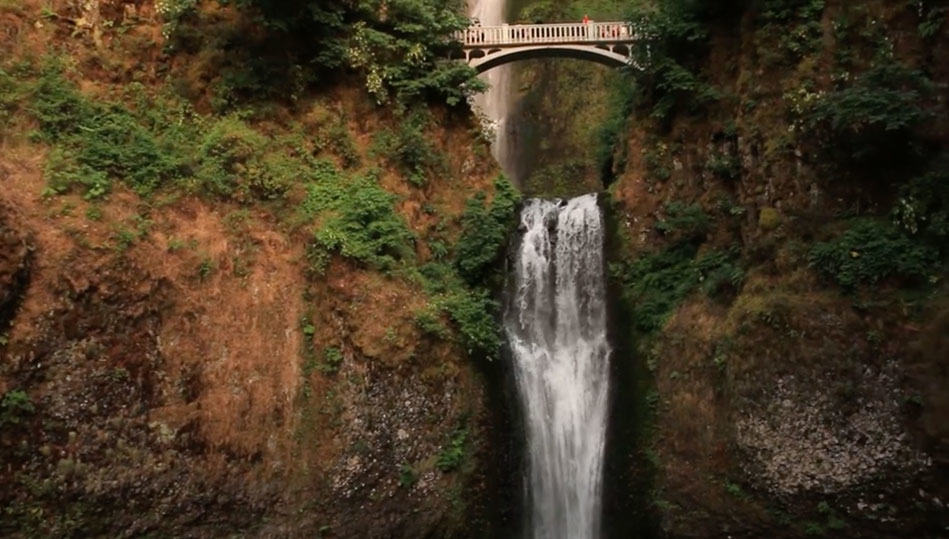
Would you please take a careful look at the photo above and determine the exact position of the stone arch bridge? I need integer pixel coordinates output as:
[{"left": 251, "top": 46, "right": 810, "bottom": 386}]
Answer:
[{"left": 453, "top": 22, "right": 637, "bottom": 73}]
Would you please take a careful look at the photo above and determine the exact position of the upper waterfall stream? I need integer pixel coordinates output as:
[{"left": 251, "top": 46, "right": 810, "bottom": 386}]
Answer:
[
  {"left": 505, "top": 194, "right": 611, "bottom": 539},
  {"left": 468, "top": 0, "right": 517, "bottom": 181}
]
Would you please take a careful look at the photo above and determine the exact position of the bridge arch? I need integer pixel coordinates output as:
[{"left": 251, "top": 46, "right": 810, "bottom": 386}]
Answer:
[
  {"left": 455, "top": 21, "right": 637, "bottom": 73},
  {"left": 467, "top": 45, "right": 631, "bottom": 73}
]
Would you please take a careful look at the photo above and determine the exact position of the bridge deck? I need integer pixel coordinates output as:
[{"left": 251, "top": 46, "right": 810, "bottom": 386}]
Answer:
[{"left": 457, "top": 22, "right": 636, "bottom": 48}]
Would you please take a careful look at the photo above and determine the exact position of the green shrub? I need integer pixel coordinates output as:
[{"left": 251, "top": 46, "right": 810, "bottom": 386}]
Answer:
[
  {"left": 33, "top": 66, "right": 183, "bottom": 197},
  {"left": 195, "top": 116, "right": 292, "bottom": 201},
  {"left": 643, "top": 140, "right": 673, "bottom": 181},
  {"left": 209, "top": 65, "right": 268, "bottom": 112},
  {"left": 759, "top": 0, "right": 825, "bottom": 59},
  {"left": 706, "top": 151, "right": 740, "bottom": 180},
  {"left": 429, "top": 239, "right": 449, "bottom": 260},
  {"left": 803, "top": 521, "right": 825, "bottom": 536},
  {"left": 398, "top": 464, "right": 419, "bottom": 488},
  {"left": 612, "top": 243, "right": 744, "bottom": 332},
  {"left": 893, "top": 160, "right": 949, "bottom": 240},
  {"left": 408, "top": 260, "right": 503, "bottom": 359},
  {"left": 156, "top": 0, "right": 199, "bottom": 39},
  {"left": 414, "top": 307, "right": 449, "bottom": 339},
  {"left": 454, "top": 176, "right": 521, "bottom": 285},
  {"left": 320, "top": 347, "right": 344, "bottom": 373},
  {"left": 415, "top": 261, "right": 457, "bottom": 295},
  {"left": 326, "top": 121, "right": 360, "bottom": 169},
  {"left": 32, "top": 65, "right": 311, "bottom": 203},
  {"left": 0, "top": 389, "right": 34, "bottom": 427},
  {"left": 0, "top": 68, "right": 25, "bottom": 131},
  {"left": 299, "top": 159, "right": 346, "bottom": 216},
  {"left": 227, "top": 0, "right": 484, "bottom": 105},
  {"left": 807, "top": 62, "right": 932, "bottom": 166},
  {"left": 696, "top": 248, "right": 745, "bottom": 298},
  {"left": 346, "top": 10, "right": 485, "bottom": 105},
  {"left": 436, "top": 426, "right": 468, "bottom": 472},
  {"left": 43, "top": 148, "right": 110, "bottom": 200},
  {"left": 197, "top": 257, "right": 215, "bottom": 279},
  {"left": 300, "top": 163, "right": 415, "bottom": 271},
  {"left": 809, "top": 219, "right": 940, "bottom": 289},
  {"left": 76, "top": 106, "right": 179, "bottom": 194},
  {"left": 919, "top": 5, "right": 947, "bottom": 40},
  {"left": 655, "top": 202, "right": 711, "bottom": 243},
  {"left": 613, "top": 244, "right": 696, "bottom": 332},
  {"left": 314, "top": 176, "right": 415, "bottom": 270},
  {"left": 442, "top": 289, "right": 502, "bottom": 358},
  {"left": 373, "top": 110, "right": 441, "bottom": 187},
  {"left": 627, "top": 0, "right": 726, "bottom": 121},
  {"left": 32, "top": 64, "right": 94, "bottom": 139},
  {"left": 724, "top": 481, "right": 746, "bottom": 498}
]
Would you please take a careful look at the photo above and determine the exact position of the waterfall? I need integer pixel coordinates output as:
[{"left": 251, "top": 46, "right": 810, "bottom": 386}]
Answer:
[
  {"left": 505, "top": 194, "right": 611, "bottom": 539},
  {"left": 468, "top": 0, "right": 517, "bottom": 181}
]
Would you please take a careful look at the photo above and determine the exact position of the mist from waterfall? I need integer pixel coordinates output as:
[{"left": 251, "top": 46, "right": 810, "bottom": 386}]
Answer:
[{"left": 505, "top": 195, "right": 611, "bottom": 539}]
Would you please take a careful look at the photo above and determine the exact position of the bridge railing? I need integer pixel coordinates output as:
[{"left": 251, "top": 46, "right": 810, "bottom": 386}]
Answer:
[{"left": 456, "top": 22, "right": 636, "bottom": 47}]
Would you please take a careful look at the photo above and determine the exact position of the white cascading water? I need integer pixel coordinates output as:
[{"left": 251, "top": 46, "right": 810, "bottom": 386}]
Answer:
[
  {"left": 467, "top": 0, "right": 517, "bottom": 180},
  {"left": 505, "top": 194, "right": 611, "bottom": 539}
]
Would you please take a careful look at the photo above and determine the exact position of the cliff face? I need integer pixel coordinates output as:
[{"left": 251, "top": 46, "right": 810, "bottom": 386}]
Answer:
[
  {"left": 603, "top": 0, "right": 949, "bottom": 537},
  {"left": 3, "top": 0, "right": 948, "bottom": 536},
  {"left": 502, "top": 0, "right": 628, "bottom": 197},
  {"left": 0, "top": 2, "right": 519, "bottom": 536}
]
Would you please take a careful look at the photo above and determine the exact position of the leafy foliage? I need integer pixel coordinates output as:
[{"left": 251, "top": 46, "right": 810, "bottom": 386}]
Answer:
[
  {"left": 442, "top": 290, "right": 502, "bottom": 357},
  {"left": 893, "top": 159, "right": 949, "bottom": 240},
  {"left": 806, "top": 62, "right": 932, "bottom": 166},
  {"left": 412, "top": 260, "right": 504, "bottom": 359},
  {"left": 612, "top": 243, "right": 744, "bottom": 332},
  {"left": 809, "top": 219, "right": 940, "bottom": 290},
  {"left": 222, "top": 0, "right": 484, "bottom": 105},
  {"left": 320, "top": 347, "right": 344, "bottom": 373},
  {"left": 436, "top": 425, "right": 468, "bottom": 472},
  {"left": 308, "top": 174, "right": 416, "bottom": 271},
  {"left": 398, "top": 464, "right": 419, "bottom": 488},
  {"left": 0, "top": 390, "right": 34, "bottom": 428},
  {"left": 44, "top": 148, "right": 111, "bottom": 200},
  {"left": 33, "top": 66, "right": 181, "bottom": 197},
  {"left": 759, "top": 0, "right": 826, "bottom": 60},
  {"left": 0, "top": 68, "right": 26, "bottom": 134},
  {"left": 627, "top": 0, "right": 726, "bottom": 121},
  {"left": 220, "top": 0, "right": 351, "bottom": 70},
  {"left": 30, "top": 64, "right": 325, "bottom": 203},
  {"left": 655, "top": 202, "right": 711, "bottom": 243},
  {"left": 194, "top": 117, "right": 296, "bottom": 201},
  {"left": 454, "top": 176, "right": 521, "bottom": 285},
  {"left": 347, "top": 0, "right": 485, "bottom": 105},
  {"left": 372, "top": 110, "right": 443, "bottom": 186},
  {"left": 595, "top": 78, "right": 636, "bottom": 184},
  {"left": 705, "top": 150, "right": 741, "bottom": 180}
]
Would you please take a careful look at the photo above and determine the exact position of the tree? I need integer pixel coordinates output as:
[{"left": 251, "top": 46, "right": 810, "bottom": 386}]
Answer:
[{"left": 224, "top": 0, "right": 484, "bottom": 105}]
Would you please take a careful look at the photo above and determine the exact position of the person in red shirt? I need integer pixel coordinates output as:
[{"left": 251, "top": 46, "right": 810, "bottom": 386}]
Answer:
[{"left": 582, "top": 14, "right": 590, "bottom": 24}]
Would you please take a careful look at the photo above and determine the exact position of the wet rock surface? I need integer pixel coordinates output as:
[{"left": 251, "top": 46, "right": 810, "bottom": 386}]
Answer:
[{"left": 0, "top": 207, "right": 31, "bottom": 330}]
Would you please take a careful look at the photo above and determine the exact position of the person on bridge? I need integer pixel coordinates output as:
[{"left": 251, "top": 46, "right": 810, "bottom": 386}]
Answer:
[{"left": 582, "top": 14, "right": 590, "bottom": 24}]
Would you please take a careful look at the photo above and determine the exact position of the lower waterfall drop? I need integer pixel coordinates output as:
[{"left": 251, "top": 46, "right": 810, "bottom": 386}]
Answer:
[{"left": 505, "top": 194, "right": 611, "bottom": 539}]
